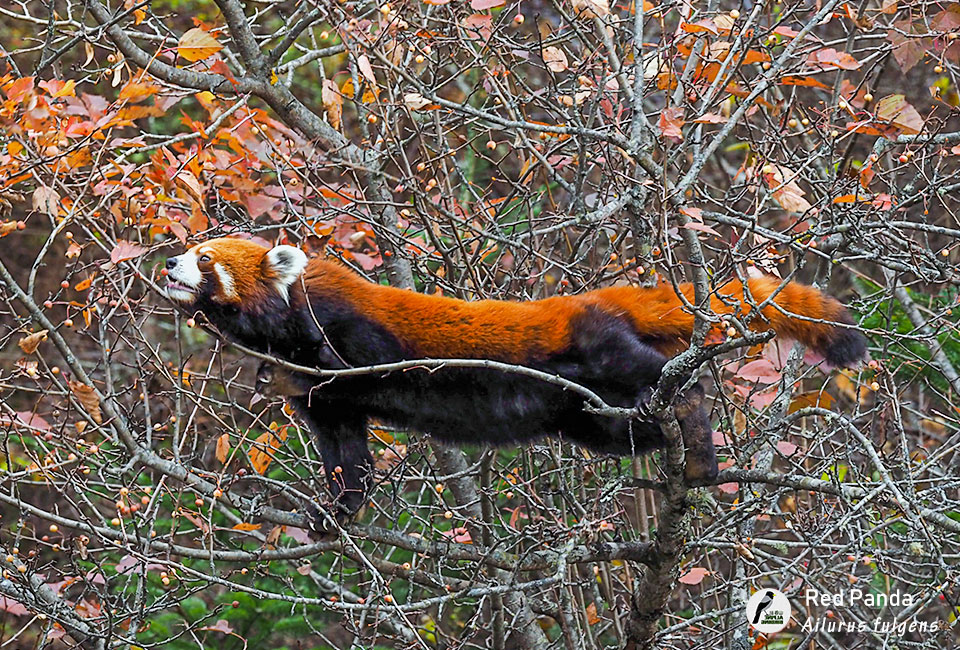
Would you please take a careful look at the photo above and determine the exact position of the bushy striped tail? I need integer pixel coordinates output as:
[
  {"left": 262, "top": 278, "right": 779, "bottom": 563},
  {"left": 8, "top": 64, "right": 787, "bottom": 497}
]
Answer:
[{"left": 720, "top": 277, "right": 867, "bottom": 367}]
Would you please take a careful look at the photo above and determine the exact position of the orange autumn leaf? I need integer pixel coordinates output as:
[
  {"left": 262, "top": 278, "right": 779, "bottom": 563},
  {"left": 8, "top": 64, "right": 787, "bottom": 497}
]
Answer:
[
  {"left": 585, "top": 602, "right": 602, "bottom": 625},
  {"left": 216, "top": 433, "right": 230, "bottom": 464},
  {"left": 232, "top": 522, "right": 261, "bottom": 532},
  {"left": 178, "top": 28, "right": 223, "bottom": 62},
  {"left": 18, "top": 330, "right": 48, "bottom": 355},
  {"left": 780, "top": 75, "right": 831, "bottom": 89},
  {"left": 118, "top": 81, "right": 160, "bottom": 104},
  {"left": 248, "top": 427, "right": 288, "bottom": 475},
  {"left": 68, "top": 381, "right": 102, "bottom": 424}
]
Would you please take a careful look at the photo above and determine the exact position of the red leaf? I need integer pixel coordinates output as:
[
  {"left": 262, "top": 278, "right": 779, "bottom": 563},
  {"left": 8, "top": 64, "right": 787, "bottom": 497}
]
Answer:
[
  {"left": 111, "top": 240, "right": 147, "bottom": 263},
  {"left": 682, "top": 222, "right": 720, "bottom": 237},
  {"left": 201, "top": 619, "right": 234, "bottom": 635},
  {"left": 0, "top": 596, "right": 28, "bottom": 617},
  {"left": 735, "top": 359, "right": 782, "bottom": 384},
  {"left": 887, "top": 20, "right": 928, "bottom": 73},
  {"left": 806, "top": 48, "right": 861, "bottom": 70},
  {"left": 470, "top": 0, "right": 504, "bottom": 8},
  {"left": 658, "top": 106, "right": 684, "bottom": 143},
  {"left": 679, "top": 567, "right": 711, "bottom": 585}
]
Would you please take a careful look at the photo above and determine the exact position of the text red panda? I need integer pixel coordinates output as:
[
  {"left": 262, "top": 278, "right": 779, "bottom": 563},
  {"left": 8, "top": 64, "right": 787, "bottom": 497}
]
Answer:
[{"left": 165, "top": 237, "right": 867, "bottom": 527}]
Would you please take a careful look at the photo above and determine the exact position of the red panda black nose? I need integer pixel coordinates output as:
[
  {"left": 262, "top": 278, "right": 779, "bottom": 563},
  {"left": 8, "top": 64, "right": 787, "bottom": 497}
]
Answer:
[{"left": 165, "top": 257, "right": 179, "bottom": 270}]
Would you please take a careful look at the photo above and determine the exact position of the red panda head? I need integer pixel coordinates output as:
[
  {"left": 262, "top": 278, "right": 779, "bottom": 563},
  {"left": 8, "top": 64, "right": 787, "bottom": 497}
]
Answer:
[{"left": 164, "top": 238, "right": 308, "bottom": 307}]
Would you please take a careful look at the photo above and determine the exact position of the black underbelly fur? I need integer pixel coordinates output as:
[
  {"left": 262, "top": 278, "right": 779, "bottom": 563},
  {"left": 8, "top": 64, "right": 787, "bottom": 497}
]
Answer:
[{"left": 252, "top": 307, "right": 717, "bottom": 529}]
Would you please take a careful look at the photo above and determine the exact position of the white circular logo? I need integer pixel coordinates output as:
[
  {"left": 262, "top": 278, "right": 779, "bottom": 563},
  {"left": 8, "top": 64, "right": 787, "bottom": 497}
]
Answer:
[{"left": 747, "top": 588, "right": 791, "bottom": 634}]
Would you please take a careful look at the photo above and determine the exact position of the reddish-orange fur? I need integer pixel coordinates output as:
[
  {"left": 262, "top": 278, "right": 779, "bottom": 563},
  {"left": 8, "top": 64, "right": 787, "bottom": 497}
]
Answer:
[
  {"left": 186, "top": 238, "right": 857, "bottom": 364},
  {"left": 302, "top": 261, "right": 850, "bottom": 363}
]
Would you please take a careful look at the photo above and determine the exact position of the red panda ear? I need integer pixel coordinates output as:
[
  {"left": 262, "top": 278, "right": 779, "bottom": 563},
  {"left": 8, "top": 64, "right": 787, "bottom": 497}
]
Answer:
[{"left": 263, "top": 245, "right": 308, "bottom": 303}]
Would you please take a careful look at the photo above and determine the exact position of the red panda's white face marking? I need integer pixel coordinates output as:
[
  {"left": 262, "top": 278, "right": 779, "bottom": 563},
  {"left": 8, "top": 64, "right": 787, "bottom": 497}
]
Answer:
[{"left": 164, "top": 238, "right": 308, "bottom": 306}]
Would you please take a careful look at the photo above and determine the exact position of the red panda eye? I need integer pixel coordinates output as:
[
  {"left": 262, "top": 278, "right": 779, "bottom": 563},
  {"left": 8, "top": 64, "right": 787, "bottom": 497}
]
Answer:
[{"left": 199, "top": 254, "right": 212, "bottom": 263}]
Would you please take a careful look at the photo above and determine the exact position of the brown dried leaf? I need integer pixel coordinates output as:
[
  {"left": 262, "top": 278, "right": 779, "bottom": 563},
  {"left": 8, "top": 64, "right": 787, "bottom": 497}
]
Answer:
[
  {"left": 357, "top": 54, "right": 379, "bottom": 97},
  {"left": 542, "top": 46, "right": 568, "bottom": 73},
  {"left": 658, "top": 106, "right": 684, "bottom": 143},
  {"left": 69, "top": 381, "right": 102, "bottom": 424},
  {"left": 570, "top": 0, "right": 608, "bottom": 18},
  {"left": 32, "top": 186, "right": 59, "bottom": 217},
  {"left": 18, "top": 330, "right": 48, "bottom": 355},
  {"left": 875, "top": 94, "right": 924, "bottom": 136},
  {"left": 321, "top": 79, "right": 342, "bottom": 130},
  {"left": 216, "top": 433, "right": 230, "bottom": 464},
  {"left": 761, "top": 164, "right": 814, "bottom": 213}
]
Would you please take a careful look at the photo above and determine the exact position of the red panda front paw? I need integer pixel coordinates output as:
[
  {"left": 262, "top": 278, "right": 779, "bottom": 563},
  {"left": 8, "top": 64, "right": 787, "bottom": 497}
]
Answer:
[{"left": 305, "top": 500, "right": 366, "bottom": 535}]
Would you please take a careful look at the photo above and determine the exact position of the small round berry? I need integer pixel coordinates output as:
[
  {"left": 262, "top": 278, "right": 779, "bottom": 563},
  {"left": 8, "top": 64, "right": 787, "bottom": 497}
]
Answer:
[
  {"left": 486, "top": 140, "right": 496, "bottom": 150},
  {"left": 367, "top": 114, "right": 378, "bottom": 124},
  {"left": 801, "top": 118, "right": 810, "bottom": 126},
  {"left": 49, "top": 524, "right": 58, "bottom": 533},
  {"left": 899, "top": 154, "right": 909, "bottom": 163},
  {"left": 384, "top": 594, "right": 393, "bottom": 603},
  {"left": 838, "top": 99, "right": 848, "bottom": 110},
  {"left": 513, "top": 13, "right": 524, "bottom": 25},
  {"left": 60, "top": 280, "right": 70, "bottom": 289},
  {"left": 43, "top": 300, "right": 53, "bottom": 309},
  {"left": 729, "top": 9, "right": 740, "bottom": 19},
  {"left": 435, "top": 483, "right": 445, "bottom": 493},
  {"left": 186, "top": 318, "right": 196, "bottom": 328},
  {"left": 380, "top": 3, "right": 391, "bottom": 15},
  {"left": 870, "top": 382, "right": 880, "bottom": 391},
  {"left": 415, "top": 54, "right": 425, "bottom": 64},
  {"left": 16, "top": 221, "right": 25, "bottom": 230},
  {"left": 863, "top": 93, "right": 873, "bottom": 103},
  {"left": 788, "top": 118, "right": 798, "bottom": 128},
  {"left": 232, "top": 600, "right": 240, "bottom": 608},
  {"left": 63, "top": 318, "right": 73, "bottom": 328},
  {"left": 935, "top": 65, "right": 944, "bottom": 74},
  {"left": 444, "top": 511, "right": 453, "bottom": 519}
]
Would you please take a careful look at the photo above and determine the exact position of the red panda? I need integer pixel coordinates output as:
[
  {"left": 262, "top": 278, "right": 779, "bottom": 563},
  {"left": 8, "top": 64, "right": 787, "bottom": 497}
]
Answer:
[{"left": 165, "top": 237, "right": 867, "bottom": 526}]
